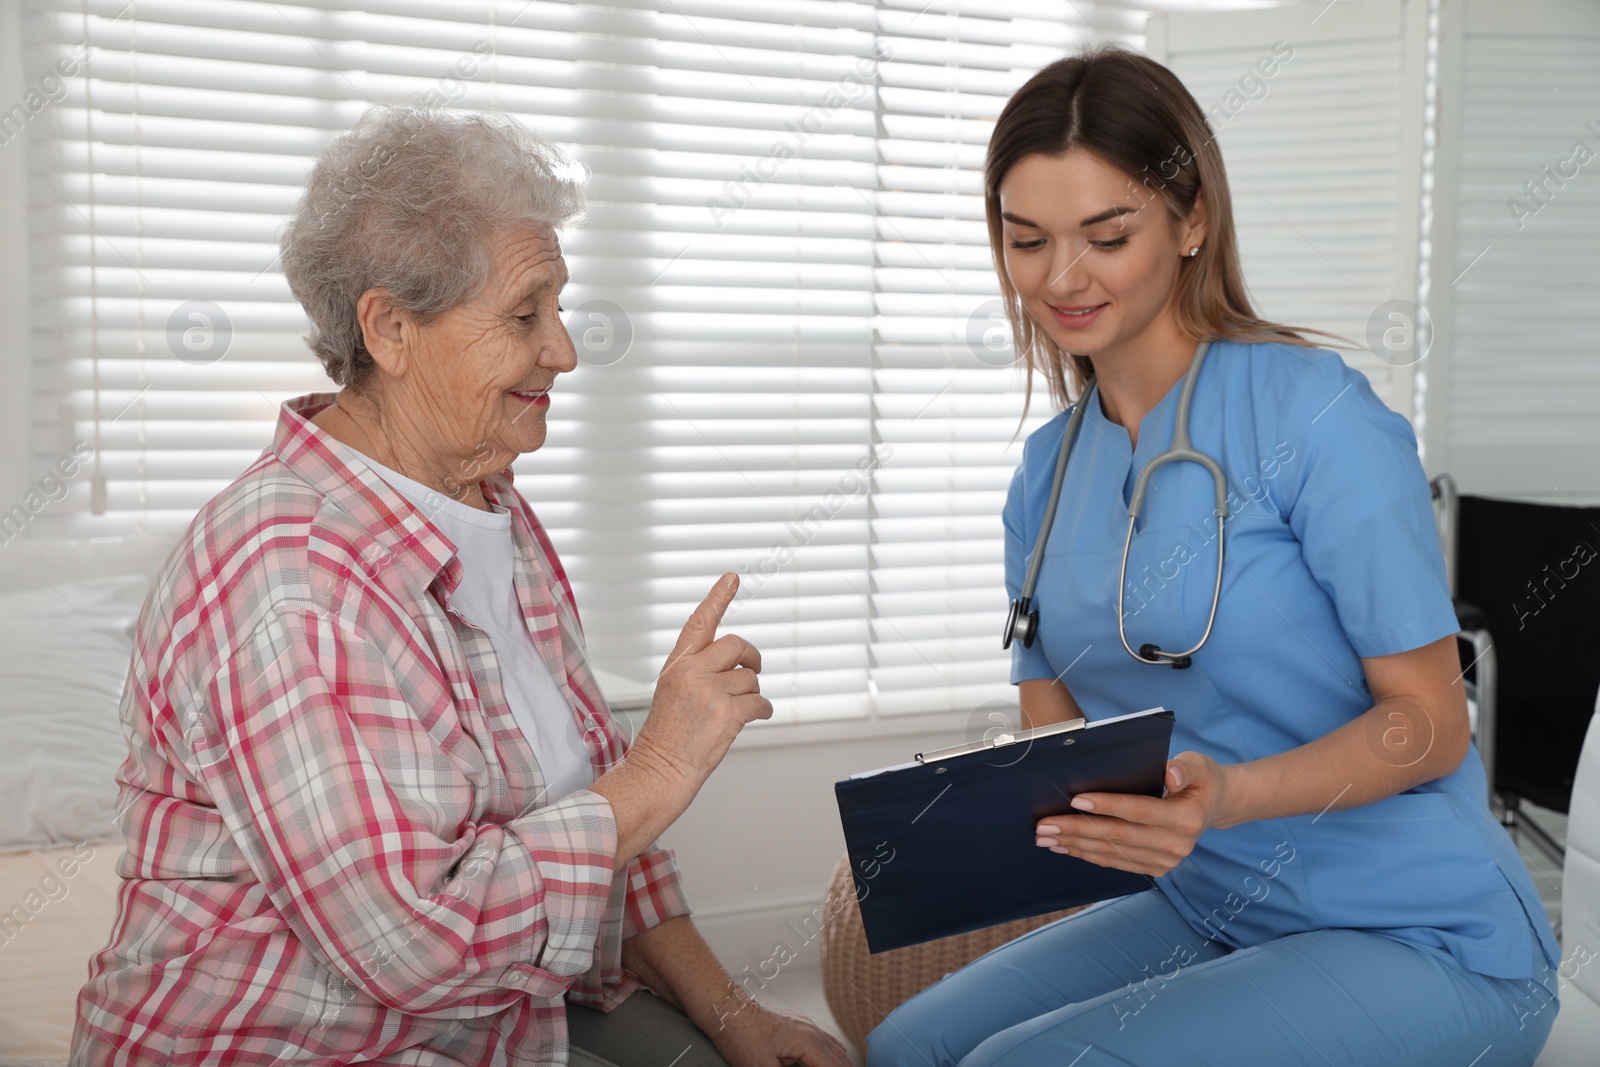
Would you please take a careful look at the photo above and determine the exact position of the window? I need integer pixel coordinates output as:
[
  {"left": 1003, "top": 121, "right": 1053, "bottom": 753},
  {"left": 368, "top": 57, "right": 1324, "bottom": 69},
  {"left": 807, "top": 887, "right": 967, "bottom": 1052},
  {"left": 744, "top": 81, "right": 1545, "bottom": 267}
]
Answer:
[
  {"left": 1423, "top": 0, "right": 1600, "bottom": 499},
  {"left": 23, "top": 0, "right": 1282, "bottom": 721}
]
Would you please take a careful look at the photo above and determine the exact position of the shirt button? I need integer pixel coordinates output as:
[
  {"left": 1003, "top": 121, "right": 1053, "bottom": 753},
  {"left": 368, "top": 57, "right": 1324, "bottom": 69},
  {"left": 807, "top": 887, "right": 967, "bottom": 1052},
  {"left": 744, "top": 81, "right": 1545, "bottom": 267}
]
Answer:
[
  {"left": 583, "top": 715, "right": 598, "bottom": 732},
  {"left": 505, "top": 971, "right": 527, "bottom": 988}
]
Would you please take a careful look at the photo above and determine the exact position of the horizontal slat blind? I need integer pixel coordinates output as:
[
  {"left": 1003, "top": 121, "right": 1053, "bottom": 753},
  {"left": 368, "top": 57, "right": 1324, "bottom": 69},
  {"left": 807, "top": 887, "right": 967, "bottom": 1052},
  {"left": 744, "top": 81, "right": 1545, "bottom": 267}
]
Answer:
[
  {"left": 868, "top": 3, "right": 1080, "bottom": 715},
  {"left": 1440, "top": 6, "right": 1600, "bottom": 499},
  {"left": 25, "top": 0, "right": 1284, "bottom": 720},
  {"left": 1150, "top": 2, "right": 1420, "bottom": 419}
]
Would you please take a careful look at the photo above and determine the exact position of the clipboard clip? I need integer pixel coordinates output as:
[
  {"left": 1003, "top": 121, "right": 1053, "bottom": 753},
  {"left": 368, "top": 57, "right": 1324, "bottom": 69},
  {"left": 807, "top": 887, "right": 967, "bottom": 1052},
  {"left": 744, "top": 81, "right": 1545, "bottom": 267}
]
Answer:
[{"left": 916, "top": 717, "right": 1087, "bottom": 764}]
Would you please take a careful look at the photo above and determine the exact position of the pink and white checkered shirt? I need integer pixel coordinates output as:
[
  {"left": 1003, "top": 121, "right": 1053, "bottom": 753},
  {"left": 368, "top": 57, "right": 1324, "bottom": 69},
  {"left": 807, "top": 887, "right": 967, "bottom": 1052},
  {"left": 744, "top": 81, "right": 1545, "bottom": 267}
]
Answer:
[{"left": 72, "top": 392, "right": 689, "bottom": 1066}]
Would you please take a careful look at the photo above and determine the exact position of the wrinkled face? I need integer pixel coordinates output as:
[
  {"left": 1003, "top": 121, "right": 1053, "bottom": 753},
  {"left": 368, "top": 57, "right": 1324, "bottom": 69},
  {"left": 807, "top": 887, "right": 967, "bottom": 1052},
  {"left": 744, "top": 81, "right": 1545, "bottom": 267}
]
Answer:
[
  {"left": 402, "top": 224, "right": 576, "bottom": 484},
  {"left": 998, "top": 148, "right": 1198, "bottom": 366}
]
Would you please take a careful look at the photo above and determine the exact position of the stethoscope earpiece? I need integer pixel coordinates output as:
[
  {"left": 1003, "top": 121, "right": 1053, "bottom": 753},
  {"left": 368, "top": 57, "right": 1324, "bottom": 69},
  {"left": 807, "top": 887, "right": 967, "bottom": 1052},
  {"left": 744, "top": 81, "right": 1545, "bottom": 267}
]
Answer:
[{"left": 1138, "top": 643, "right": 1193, "bottom": 670}]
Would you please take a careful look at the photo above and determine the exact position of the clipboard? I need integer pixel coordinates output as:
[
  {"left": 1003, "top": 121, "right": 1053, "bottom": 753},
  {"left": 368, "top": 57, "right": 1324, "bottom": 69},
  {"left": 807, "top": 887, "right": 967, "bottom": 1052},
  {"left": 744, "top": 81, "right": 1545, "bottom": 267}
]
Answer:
[{"left": 833, "top": 707, "right": 1175, "bottom": 953}]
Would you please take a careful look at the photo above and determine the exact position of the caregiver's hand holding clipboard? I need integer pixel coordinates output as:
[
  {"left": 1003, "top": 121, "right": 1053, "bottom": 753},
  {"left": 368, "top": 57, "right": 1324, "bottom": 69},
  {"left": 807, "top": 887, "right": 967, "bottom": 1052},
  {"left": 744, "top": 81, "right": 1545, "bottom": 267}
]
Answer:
[{"left": 867, "top": 44, "right": 1562, "bottom": 1067}]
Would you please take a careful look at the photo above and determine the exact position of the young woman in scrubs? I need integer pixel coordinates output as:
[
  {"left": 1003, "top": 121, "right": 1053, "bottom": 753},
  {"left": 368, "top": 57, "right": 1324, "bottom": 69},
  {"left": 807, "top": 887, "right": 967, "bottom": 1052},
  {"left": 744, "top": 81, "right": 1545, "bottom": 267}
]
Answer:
[{"left": 867, "top": 46, "right": 1562, "bottom": 1067}]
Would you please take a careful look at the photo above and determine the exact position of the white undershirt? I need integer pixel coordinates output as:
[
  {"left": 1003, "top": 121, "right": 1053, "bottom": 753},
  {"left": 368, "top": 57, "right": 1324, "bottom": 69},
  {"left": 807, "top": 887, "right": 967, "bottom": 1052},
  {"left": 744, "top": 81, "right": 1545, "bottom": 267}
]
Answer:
[{"left": 355, "top": 452, "right": 593, "bottom": 805}]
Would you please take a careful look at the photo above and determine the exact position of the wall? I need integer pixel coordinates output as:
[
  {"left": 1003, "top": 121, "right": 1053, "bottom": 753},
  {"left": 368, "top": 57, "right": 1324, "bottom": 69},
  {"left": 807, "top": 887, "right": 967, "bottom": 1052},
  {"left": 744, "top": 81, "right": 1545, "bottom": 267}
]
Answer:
[
  {"left": 0, "top": 2, "right": 35, "bottom": 508},
  {"left": 633, "top": 709, "right": 972, "bottom": 975}
]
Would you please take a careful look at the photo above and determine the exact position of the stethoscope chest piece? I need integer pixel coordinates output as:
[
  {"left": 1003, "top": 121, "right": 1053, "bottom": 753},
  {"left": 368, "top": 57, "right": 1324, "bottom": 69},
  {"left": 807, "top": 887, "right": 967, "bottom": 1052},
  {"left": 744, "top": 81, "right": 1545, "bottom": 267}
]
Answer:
[{"left": 1003, "top": 596, "right": 1038, "bottom": 650}]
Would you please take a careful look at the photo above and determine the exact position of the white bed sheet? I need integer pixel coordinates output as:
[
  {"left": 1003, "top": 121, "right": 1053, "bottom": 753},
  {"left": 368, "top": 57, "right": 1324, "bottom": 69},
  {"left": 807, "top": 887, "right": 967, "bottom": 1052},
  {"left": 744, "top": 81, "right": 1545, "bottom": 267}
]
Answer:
[{"left": 0, "top": 842, "right": 123, "bottom": 1066}]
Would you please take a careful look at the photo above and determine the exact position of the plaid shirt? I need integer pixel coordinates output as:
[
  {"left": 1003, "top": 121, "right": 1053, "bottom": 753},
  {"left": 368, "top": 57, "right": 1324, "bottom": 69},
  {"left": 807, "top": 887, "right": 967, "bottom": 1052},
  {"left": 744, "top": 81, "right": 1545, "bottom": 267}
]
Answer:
[{"left": 72, "top": 392, "right": 689, "bottom": 1066}]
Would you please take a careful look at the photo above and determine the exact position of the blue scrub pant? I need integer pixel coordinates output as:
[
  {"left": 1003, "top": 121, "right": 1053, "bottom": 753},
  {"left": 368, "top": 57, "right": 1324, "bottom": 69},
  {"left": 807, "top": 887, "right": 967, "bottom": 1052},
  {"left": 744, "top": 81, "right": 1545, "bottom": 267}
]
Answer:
[{"left": 866, "top": 890, "right": 1558, "bottom": 1067}]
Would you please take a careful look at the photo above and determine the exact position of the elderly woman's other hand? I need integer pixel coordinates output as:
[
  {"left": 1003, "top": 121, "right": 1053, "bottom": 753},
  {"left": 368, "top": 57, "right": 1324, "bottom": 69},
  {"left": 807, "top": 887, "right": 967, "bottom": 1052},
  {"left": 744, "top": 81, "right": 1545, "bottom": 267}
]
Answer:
[
  {"left": 590, "top": 572, "right": 771, "bottom": 869},
  {"left": 714, "top": 999, "right": 852, "bottom": 1067}
]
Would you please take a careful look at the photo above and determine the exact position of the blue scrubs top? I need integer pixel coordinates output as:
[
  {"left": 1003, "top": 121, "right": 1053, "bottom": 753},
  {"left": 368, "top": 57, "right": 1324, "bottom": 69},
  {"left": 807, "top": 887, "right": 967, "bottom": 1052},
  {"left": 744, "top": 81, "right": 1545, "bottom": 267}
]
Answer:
[{"left": 1004, "top": 339, "right": 1561, "bottom": 982}]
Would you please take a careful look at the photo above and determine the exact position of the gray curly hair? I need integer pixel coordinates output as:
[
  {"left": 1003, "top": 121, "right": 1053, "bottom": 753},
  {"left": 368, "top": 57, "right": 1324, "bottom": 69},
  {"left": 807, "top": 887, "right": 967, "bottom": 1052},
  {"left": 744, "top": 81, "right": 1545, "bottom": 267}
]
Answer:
[{"left": 280, "top": 105, "right": 585, "bottom": 388}]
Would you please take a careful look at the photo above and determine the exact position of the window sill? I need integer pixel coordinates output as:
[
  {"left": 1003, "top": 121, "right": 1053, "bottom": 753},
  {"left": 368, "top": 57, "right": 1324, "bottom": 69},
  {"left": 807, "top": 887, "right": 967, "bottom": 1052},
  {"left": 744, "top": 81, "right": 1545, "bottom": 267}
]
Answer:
[{"left": 610, "top": 703, "right": 985, "bottom": 751}]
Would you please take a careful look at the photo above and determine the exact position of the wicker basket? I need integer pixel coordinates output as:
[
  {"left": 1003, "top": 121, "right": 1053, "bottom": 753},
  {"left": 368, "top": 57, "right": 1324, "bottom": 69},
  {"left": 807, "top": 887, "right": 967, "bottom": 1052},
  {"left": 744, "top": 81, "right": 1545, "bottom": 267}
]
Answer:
[{"left": 817, "top": 852, "right": 1084, "bottom": 1053}]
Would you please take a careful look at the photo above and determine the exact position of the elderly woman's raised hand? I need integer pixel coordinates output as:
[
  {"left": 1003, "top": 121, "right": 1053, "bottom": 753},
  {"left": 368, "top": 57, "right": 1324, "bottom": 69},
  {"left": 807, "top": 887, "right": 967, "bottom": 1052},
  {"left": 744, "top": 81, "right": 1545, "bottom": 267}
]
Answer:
[
  {"left": 590, "top": 573, "right": 771, "bottom": 868},
  {"left": 637, "top": 573, "right": 771, "bottom": 790}
]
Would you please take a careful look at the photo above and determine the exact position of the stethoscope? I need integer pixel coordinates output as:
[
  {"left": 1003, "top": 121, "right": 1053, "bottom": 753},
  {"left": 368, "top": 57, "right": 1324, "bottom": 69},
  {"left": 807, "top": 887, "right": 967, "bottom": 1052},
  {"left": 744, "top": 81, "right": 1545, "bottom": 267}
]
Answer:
[{"left": 1002, "top": 340, "right": 1228, "bottom": 669}]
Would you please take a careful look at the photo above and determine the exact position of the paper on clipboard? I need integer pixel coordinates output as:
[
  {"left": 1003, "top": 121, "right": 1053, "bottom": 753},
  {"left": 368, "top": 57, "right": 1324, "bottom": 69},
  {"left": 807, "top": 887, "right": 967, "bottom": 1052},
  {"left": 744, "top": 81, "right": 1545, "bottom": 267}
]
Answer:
[{"left": 846, "top": 706, "right": 1167, "bottom": 777}]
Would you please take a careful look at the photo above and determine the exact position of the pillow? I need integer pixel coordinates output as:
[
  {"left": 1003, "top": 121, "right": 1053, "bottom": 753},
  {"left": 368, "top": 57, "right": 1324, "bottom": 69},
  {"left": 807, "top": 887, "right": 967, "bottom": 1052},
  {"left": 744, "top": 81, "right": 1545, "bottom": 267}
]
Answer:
[
  {"left": 0, "top": 530, "right": 177, "bottom": 594},
  {"left": 0, "top": 574, "right": 149, "bottom": 853}
]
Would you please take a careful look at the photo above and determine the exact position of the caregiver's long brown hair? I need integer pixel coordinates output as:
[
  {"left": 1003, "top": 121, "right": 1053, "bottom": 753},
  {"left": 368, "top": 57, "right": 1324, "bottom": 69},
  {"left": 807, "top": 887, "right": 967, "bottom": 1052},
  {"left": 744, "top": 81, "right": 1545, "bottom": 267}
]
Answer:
[{"left": 985, "top": 46, "right": 1344, "bottom": 414}]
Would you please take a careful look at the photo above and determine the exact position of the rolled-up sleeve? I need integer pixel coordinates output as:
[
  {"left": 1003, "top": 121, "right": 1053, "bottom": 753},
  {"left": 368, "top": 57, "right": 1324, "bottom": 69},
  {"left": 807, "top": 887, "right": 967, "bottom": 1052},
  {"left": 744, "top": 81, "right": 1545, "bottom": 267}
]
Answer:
[
  {"left": 620, "top": 847, "right": 691, "bottom": 940},
  {"left": 563, "top": 840, "right": 694, "bottom": 1011},
  {"left": 162, "top": 601, "right": 619, "bottom": 1015}
]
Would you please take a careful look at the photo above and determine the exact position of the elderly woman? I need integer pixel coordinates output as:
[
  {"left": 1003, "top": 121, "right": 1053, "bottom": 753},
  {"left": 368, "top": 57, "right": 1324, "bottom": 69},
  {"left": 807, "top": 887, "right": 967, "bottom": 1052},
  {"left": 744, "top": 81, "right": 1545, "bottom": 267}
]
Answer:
[{"left": 70, "top": 106, "right": 846, "bottom": 1067}]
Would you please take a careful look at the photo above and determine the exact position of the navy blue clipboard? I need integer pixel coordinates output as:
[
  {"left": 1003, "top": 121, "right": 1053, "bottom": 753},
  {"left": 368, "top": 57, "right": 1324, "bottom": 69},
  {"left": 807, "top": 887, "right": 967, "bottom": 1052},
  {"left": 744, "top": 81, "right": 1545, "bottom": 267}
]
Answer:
[{"left": 834, "top": 707, "right": 1175, "bottom": 954}]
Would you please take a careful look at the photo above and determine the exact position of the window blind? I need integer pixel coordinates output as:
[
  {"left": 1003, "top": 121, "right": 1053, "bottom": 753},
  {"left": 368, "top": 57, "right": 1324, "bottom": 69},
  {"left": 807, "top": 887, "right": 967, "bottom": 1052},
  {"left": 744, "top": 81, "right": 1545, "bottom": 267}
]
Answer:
[
  {"left": 1425, "top": 0, "right": 1600, "bottom": 501},
  {"left": 24, "top": 0, "right": 1283, "bottom": 722},
  {"left": 1148, "top": 0, "right": 1426, "bottom": 423}
]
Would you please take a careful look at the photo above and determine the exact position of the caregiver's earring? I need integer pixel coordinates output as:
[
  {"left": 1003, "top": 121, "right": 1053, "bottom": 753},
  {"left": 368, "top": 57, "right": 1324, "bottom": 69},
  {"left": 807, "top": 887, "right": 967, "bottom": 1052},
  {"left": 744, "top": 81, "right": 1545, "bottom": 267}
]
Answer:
[{"left": 1187, "top": 246, "right": 1201, "bottom": 257}]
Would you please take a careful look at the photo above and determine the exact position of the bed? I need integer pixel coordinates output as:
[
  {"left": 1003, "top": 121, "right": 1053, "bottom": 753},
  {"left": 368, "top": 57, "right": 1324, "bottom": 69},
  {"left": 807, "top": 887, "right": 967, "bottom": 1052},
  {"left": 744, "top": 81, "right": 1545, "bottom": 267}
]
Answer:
[
  {"left": 0, "top": 531, "right": 660, "bottom": 1064},
  {"left": 0, "top": 533, "right": 177, "bottom": 1066}
]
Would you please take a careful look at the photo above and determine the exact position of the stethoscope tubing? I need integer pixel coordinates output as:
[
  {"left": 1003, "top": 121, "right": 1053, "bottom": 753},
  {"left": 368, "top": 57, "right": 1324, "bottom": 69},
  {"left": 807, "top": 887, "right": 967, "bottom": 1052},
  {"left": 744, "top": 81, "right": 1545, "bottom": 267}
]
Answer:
[
  {"left": 1017, "top": 378, "right": 1090, "bottom": 603},
  {"left": 1011, "top": 340, "right": 1228, "bottom": 667}
]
